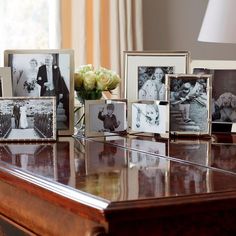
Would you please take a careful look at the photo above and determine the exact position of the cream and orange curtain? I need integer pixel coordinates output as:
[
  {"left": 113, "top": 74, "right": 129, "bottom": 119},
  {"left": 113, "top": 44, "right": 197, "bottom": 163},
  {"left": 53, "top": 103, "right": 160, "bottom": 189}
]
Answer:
[{"left": 67, "top": 0, "right": 143, "bottom": 97}]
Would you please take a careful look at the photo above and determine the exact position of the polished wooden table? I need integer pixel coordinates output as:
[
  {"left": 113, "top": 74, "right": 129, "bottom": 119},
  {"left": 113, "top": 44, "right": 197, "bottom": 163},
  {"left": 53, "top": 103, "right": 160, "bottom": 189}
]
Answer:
[{"left": 0, "top": 134, "right": 236, "bottom": 235}]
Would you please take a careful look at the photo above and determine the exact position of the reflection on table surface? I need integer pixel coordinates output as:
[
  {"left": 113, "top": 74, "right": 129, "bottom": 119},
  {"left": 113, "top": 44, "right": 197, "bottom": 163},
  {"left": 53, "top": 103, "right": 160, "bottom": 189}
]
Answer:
[{"left": 1, "top": 135, "right": 236, "bottom": 202}]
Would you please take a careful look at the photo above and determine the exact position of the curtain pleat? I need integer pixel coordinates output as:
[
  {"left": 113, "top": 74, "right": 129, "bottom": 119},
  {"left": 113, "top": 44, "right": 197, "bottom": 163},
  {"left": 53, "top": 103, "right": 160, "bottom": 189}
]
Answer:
[
  {"left": 93, "top": 0, "right": 101, "bottom": 68},
  {"left": 72, "top": 0, "right": 86, "bottom": 67},
  {"left": 134, "top": 0, "right": 143, "bottom": 50},
  {"left": 49, "top": 0, "right": 61, "bottom": 48}
]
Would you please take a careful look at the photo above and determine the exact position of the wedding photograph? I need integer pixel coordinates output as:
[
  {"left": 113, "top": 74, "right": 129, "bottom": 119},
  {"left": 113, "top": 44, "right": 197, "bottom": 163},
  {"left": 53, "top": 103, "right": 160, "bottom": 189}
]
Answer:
[
  {"left": 0, "top": 97, "right": 56, "bottom": 141},
  {"left": 4, "top": 49, "right": 74, "bottom": 135}
]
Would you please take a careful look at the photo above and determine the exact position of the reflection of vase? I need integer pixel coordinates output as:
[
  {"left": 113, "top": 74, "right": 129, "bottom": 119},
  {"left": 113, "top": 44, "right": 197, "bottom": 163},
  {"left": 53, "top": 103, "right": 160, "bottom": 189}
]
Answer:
[{"left": 74, "top": 90, "right": 103, "bottom": 136}]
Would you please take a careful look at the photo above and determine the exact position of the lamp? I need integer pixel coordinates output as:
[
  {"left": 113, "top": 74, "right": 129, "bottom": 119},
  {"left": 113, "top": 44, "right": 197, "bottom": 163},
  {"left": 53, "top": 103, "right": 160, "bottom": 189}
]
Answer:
[{"left": 198, "top": 0, "right": 236, "bottom": 43}]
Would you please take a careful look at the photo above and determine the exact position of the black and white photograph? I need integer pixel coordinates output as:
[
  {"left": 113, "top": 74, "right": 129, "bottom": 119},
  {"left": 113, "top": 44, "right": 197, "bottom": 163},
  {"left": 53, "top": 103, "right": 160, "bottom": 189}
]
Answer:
[
  {"left": 131, "top": 101, "right": 169, "bottom": 135},
  {"left": 0, "top": 67, "right": 12, "bottom": 97},
  {"left": 4, "top": 49, "right": 74, "bottom": 135},
  {"left": 191, "top": 60, "right": 236, "bottom": 133},
  {"left": 125, "top": 51, "right": 190, "bottom": 101},
  {"left": 0, "top": 97, "right": 56, "bottom": 141},
  {"left": 0, "top": 143, "right": 56, "bottom": 180},
  {"left": 138, "top": 66, "right": 173, "bottom": 100},
  {"left": 85, "top": 100, "right": 127, "bottom": 137},
  {"left": 194, "top": 68, "right": 236, "bottom": 124},
  {"left": 167, "top": 74, "right": 211, "bottom": 135}
]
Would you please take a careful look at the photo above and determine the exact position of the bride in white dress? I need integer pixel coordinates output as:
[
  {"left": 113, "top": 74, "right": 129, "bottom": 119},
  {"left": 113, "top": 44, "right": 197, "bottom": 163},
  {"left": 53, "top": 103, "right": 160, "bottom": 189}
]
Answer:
[{"left": 19, "top": 105, "right": 28, "bottom": 129}]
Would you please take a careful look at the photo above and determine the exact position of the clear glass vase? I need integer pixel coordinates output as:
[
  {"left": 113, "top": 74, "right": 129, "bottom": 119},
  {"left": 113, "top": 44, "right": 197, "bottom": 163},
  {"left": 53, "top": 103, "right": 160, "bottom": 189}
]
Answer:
[{"left": 74, "top": 90, "right": 103, "bottom": 136}]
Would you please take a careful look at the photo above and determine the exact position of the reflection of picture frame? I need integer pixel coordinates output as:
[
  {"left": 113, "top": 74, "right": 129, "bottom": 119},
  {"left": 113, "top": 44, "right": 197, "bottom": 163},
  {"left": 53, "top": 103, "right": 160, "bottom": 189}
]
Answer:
[
  {"left": 0, "top": 143, "right": 56, "bottom": 179},
  {"left": 0, "top": 67, "right": 12, "bottom": 97},
  {"left": 128, "top": 143, "right": 169, "bottom": 198},
  {"left": 85, "top": 99, "right": 127, "bottom": 137},
  {"left": 124, "top": 51, "right": 190, "bottom": 101},
  {"left": 169, "top": 139, "right": 210, "bottom": 166},
  {"left": 211, "top": 144, "right": 236, "bottom": 172},
  {"left": 130, "top": 139, "right": 167, "bottom": 160},
  {"left": 166, "top": 74, "right": 212, "bottom": 136},
  {"left": 130, "top": 100, "right": 169, "bottom": 137},
  {"left": 85, "top": 138, "right": 127, "bottom": 174},
  {"left": 56, "top": 137, "right": 75, "bottom": 187},
  {"left": 4, "top": 49, "right": 74, "bottom": 135},
  {"left": 191, "top": 60, "right": 236, "bottom": 133},
  {"left": 0, "top": 97, "right": 56, "bottom": 141}
]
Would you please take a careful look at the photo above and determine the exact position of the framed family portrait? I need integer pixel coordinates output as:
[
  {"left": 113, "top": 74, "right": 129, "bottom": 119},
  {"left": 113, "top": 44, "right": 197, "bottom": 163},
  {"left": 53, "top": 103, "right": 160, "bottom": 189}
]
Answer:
[
  {"left": 130, "top": 100, "right": 169, "bottom": 137},
  {"left": 0, "top": 97, "right": 56, "bottom": 141},
  {"left": 84, "top": 99, "right": 127, "bottom": 137},
  {"left": 166, "top": 74, "right": 212, "bottom": 136},
  {"left": 192, "top": 60, "right": 236, "bottom": 133},
  {"left": 124, "top": 51, "right": 190, "bottom": 102},
  {"left": 0, "top": 67, "right": 12, "bottom": 97},
  {"left": 4, "top": 49, "right": 74, "bottom": 135}
]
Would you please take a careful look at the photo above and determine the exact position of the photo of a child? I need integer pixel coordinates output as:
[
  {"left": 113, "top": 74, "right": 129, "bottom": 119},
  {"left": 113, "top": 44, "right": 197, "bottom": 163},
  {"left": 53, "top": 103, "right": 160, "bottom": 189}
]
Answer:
[
  {"left": 169, "top": 75, "right": 210, "bottom": 134},
  {"left": 131, "top": 101, "right": 169, "bottom": 134},
  {"left": 98, "top": 103, "right": 121, "bottom": 132},
  {"left": 87, "top": 101, "right": 127, "bottom": 136}
]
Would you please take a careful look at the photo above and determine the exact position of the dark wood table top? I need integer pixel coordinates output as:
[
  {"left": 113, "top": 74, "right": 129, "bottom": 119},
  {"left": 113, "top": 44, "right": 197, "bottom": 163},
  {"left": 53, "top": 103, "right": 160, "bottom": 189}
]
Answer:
[{"left": 1, "top": 134, "right": 236, "bottom": 233}]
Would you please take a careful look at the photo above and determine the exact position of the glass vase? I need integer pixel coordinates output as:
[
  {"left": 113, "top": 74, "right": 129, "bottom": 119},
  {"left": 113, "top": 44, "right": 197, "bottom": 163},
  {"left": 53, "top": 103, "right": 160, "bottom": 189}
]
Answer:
[{"left": 74, "top": 90, "right": 103, "bottom": 136}]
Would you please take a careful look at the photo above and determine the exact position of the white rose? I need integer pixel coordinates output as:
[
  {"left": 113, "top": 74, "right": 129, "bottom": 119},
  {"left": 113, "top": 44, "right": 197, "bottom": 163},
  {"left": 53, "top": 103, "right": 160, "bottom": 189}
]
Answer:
[{"left": 83, "top": 71, "right": 96, "bottom": 90}]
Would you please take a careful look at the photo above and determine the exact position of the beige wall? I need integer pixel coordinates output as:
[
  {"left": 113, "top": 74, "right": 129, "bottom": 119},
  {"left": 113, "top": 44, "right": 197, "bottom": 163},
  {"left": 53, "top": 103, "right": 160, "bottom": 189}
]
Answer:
[{"left": 143, "top": 0, "right": 236, "bottom": 60}]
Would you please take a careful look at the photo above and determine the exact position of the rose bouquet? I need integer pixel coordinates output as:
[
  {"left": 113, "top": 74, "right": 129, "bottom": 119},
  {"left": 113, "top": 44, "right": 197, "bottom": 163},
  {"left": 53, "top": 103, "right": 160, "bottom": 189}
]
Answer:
[{"left": 74, "top": 64, "right": 121, "bottom": 104}]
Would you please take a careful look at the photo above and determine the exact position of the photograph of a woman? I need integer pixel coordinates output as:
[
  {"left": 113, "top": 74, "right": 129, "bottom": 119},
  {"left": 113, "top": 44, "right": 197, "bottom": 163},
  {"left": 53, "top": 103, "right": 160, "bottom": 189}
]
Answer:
[{"left": 138, "top": 66, "right": 173, "bottom": 100}]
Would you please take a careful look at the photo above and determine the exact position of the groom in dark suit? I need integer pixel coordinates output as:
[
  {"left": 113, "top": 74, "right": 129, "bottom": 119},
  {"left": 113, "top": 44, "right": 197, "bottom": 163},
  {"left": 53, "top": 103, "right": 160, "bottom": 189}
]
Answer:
[
  {"left": 13, "top": 103, "right": 20, "bottom": 128},
  {"left": 36, "top": 55, "right": 69, "bottom": 122}
]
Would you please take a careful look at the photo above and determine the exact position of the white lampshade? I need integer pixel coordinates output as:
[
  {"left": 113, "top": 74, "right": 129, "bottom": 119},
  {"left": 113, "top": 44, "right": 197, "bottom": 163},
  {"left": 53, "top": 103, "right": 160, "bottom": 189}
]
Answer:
[{"left": 198, "top": 0, "right": 236, "bottom": 43}]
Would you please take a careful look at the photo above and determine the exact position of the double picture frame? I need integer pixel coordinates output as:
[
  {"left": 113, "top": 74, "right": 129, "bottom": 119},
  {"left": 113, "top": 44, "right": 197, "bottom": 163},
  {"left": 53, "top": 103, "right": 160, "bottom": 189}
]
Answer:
[{"left": 4, "top": 49, "right": 74, "bottom": 136}]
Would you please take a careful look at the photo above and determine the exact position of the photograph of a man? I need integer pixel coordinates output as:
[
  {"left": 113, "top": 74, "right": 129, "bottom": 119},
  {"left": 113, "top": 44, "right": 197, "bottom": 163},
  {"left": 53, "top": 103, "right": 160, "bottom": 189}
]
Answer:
[
  {"left": 36, "top": 54, "right": 69, "bottom": 128},
  {"left": 13, "top": 102, "right": 21, "bottom": 129}
]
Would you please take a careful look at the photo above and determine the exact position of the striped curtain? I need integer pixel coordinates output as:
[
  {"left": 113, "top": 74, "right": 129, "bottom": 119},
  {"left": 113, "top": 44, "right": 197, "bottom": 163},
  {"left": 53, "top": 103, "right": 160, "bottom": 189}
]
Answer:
[{"left": 71, "top": 0, "right": 143, "bottom": 97}]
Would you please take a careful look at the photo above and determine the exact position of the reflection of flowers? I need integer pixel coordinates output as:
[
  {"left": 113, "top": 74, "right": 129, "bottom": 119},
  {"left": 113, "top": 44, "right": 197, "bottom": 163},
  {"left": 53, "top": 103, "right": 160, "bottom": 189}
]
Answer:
[
  {"left": 24, "top": 80, "right": 36, "bottom": 93},
  {"left": 74, "top": 64, "right": 121, "bottom": 103}
]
